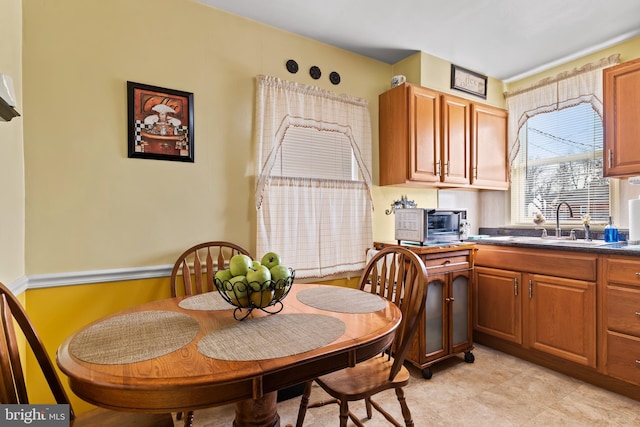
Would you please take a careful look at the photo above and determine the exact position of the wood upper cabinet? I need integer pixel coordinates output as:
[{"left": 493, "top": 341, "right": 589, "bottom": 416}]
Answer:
[
  {"left": 603, "top": 58, "right": 640, "bottom": 177},
  {"left": 441, "top": 94, "right": 471, "bottom": 185},
  {"left": 470, "top": 104, "right": 509, "bottom": 189},
  {"left": 379, "top": 83, "right": 507, "bottom": 189},
  {"left": 379, "top": 83, "right": 440, "bottom": 185}
]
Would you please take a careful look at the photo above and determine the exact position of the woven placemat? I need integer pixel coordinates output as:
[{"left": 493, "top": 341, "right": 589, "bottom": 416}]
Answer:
[
  {"left": 69, "top": 311, "right": 199, "bottom": 365},
  {"left": 178, "top": 291, "right": 233, "bottom": 311},
  {"left": 197, "top": 313, "right": 345, "bottom": 361},
  {"left": 296, "top": 287, "right": 387, "bottom": 313}
]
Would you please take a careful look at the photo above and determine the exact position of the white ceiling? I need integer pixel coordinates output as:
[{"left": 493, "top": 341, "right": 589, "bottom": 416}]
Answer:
[{"left": 195, "top": 0, "right": 640, "bottom": 82}]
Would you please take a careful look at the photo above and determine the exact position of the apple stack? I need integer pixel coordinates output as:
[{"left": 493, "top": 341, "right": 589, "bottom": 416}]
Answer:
[{"left": 214, "top": 252, "right": 293, "bottom": 309}]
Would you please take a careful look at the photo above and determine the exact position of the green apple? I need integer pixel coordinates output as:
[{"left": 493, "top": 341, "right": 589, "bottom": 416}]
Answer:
[
  {"left": 270, "top": 265, "right": 291, "bottom": 286},
  {"left": 228, "top": 292, "right": 249, "bottom": 307},
  {"left": 215, "top": 269, "right": 233, "bottom": 291},
  {"left": 227, "top": 275, "right": 249, "bottom": 297},
  {"left": 229, "top": 254, "right": 252, "bottom": 276},
  {"left": 261, "top": 252, "right": 281, "bottom": 269},
  {"left": 251, "top": 260, "right": 262, "bottom": 270},
  {"left": 250, "top": 289, "right": 274, "bottom": 308},
  {"left": 246, "top": 265, "right": 271, "bottom": 291}
]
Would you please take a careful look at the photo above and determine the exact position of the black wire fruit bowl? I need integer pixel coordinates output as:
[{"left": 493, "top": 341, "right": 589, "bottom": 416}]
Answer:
[{"left": 214, "top": 268, "right": 295, "bottom": 320}]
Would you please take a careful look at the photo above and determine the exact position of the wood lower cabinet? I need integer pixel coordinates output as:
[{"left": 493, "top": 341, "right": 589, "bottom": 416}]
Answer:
[
  {"left": 473, "top": 266, "right": 522, "bottom": 344},
  {"left": 374, "top": 242, "right": 476, "bottom": 379},
  {"left": 474, "top": 245, "right": 597, "bottom": 368},
  {"left": 603, "top": 57, "right": 640, "bottom": 177},
  {"left": 602, "top": 256, "right": 640, "bottom": 385},
  {"left": 527, "top": 274, "right": 596, "bottom": 367}
]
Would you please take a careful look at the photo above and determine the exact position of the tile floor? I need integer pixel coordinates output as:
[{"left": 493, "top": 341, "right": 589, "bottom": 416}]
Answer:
[{"left": 175, "top": 344, "right": 640, "bottom": 426}]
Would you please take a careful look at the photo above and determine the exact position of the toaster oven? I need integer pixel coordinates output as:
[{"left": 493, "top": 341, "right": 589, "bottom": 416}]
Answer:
[{"left": 394, "top": 208, "right": 466, "bottom": 245}]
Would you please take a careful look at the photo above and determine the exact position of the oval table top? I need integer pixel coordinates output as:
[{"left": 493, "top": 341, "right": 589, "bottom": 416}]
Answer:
[{"left": 56, "top": 283, "right": 402, "bottom": 414}]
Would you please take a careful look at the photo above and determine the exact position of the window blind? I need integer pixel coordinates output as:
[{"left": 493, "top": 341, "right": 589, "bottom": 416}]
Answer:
[{"left": 511, "top": 103, "right": 609, "bottom": 224}]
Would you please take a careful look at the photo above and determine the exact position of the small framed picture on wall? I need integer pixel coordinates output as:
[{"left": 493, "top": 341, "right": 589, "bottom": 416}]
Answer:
[
  {"left": 127, "top": 81, "right": 194, "bottom": 162},
  {"left": 450, "top": 65, "right": 487, "bottom": 99}
]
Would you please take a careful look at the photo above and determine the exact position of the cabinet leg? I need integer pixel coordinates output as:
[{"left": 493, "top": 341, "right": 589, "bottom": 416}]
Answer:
[
  {"left": 421, "top": 367, "right": 433, "bottom": 379},
  {"left": 464, "top": 351, "right": 475, "bottom": 363}
]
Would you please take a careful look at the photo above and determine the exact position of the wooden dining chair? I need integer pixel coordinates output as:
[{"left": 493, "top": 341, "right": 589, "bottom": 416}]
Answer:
[
  {"left": 170, "top": 241, "right": 252, "bottom": 425},
  {"left": 170, "top": 240, "right": 252, "bottom": 297},
  {"left": 0, "top": 282, "right": 174, "bottom": 427},
  {"left": 295, "top": 246, "right": 428, "bottom": 427}
]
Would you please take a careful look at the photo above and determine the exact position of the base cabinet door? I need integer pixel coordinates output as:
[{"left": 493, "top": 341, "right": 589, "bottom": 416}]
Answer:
[
  {"left": 414, "top": 269, "right": 474, "bottom": 378},
  {"left": 526, "top": 274, "right": 596, "bottom": 368},
  {"left": 473, "top": 266, "right": 522, "bottom": 344}
]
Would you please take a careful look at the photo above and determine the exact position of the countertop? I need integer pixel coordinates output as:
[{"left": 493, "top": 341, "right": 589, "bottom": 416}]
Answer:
[{"left": 472, "top": 236, "right": 640, "bottom": 257}]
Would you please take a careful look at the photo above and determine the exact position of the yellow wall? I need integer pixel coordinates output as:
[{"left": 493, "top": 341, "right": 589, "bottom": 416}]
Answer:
[
  {"left": 22, "top": 0, "right": 391, "bottom": 275},
  {"left": 0, "top": 0, "right": 25, "bottom": 284}
]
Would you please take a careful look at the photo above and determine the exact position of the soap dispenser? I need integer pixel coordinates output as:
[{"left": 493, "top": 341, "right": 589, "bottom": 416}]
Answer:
[{"left": 604, "top": 216, "right": 619, "bottom": 243}]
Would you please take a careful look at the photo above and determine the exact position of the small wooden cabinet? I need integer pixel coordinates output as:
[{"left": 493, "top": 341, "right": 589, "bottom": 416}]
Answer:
[
  {"left": 603, "top": 57, "right": 640, "bottom": 177},
  {"left": 470, "top": 104, "right": 509, "bottom": 189},
  {"left": 375, "top": 242, "right": 476, "bottom": 379},
  {"left": 474, "top": 245, "right": 597, "bottom": 368},
  {"left": 602, "top": 256, "right": 640, "bottom": 386},
  {"left": 378, "top": 83, "right": 507, "bottom": 190}
]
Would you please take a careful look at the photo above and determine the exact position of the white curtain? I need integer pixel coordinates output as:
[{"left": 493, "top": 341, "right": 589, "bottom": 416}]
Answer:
[
  {"left": 505, "top": 54, "right": 620, "bottom": 164},
  {"left": 255, "top": 75, "right": 373, "bottom": 279}
]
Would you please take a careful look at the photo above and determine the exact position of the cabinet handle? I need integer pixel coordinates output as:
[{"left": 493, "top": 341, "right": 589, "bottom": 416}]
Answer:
[
  {"left": 529, "top": 279, "right": 533, "bottom": 299},
  {"left": 636, "top": 360, "right": 640, "bottom": 365},
  {"left": 435, "top": 160, "right": 441, "bottom": 176},
  {"left": 635, "top": 312, "right": 640, "bottom": 316},
  {"left": 514, "top": 278, "right": 518, "bottom": 296},
  {"left": 608, "top": 149, "right": 613, "bottom": 169},
  {"left": 635, "top": 272, "right": 640, "bottom": 277},
  {"left": 445, "top": 297, "right": 455, "bottom": 302}
]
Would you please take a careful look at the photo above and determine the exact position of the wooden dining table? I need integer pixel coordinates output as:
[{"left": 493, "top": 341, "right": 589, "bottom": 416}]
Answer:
[{"left": 56, "top": 283, "right": 402, "bottom": 427}]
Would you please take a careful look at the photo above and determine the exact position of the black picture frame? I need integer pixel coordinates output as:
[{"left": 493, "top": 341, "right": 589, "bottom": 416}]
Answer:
[
  {"left": 450, "top": 65, "right": 487, "bottom": 99},
  {"left": 127, "top": 81, "right": 194, "bottom": 162}
]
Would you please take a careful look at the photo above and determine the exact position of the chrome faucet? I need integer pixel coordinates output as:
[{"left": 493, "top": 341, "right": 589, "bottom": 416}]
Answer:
[{"left": 556, "top": 201, "right": 574, "bottom": 237}]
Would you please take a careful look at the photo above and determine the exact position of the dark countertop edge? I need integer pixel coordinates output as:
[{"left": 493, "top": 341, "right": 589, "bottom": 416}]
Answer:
[{"left": 473, "top": 240, "right": 640, "bottom": 257}]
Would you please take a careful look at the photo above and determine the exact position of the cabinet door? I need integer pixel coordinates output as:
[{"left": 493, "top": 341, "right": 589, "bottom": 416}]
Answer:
[
  {"left": 408, "top": 85, "right": 441, "bottom": 183},
  {"left": 526, "top": 274, "right": 596, "bottom": 367},
  {"left": 450, "top": 270, "right": 472, "bottom": 353},
  {"left": 473, "top": 266, "right": 522, "bottom": 344},
  {"left": 424, "top": 276, "right": 447, "bottom": 363},
  {"left": 441, "top": 95, "right": 470, "bottom": 185},
  {"left": 470, "top": 104, "right": 508, "bottom": 189},
  {"left": 604, "top": 58, "right": 640, "bottom": 177}
]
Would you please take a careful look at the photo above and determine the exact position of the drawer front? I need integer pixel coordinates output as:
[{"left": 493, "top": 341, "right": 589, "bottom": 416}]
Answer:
[
  {"left": 607, "top": 331, "right": 640, "bottom": 386},
  {"left": 606, "top": 258, "right": 640, "bottom": 287},
  {"left": 423, "top": 255, "right": 469, "bottom": 274},
  {"left": 475, "top": 245, "right": 596, "bottom": 281},
  {"left": 607, "top": 286, "right": 640, "bottom": 336}
]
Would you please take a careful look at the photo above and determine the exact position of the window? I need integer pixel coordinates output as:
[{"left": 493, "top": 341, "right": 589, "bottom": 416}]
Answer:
[
  {"left": 511, "top": 103, "right": 610, "bottom": 224},
  {"left": 272, "top": 126, "right": 359, "bottom": 181},
  {"left": 255, "top": 76, "right": 373, "bottom": 279}
]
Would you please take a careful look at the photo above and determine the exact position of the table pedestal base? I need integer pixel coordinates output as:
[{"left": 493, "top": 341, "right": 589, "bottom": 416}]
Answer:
[{"left": 233, "top": 391, "right": 280, "bottom": 427}]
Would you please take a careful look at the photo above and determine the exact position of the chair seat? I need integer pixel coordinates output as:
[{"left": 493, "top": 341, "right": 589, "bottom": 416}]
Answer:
[
  {"left": 316, "top": 355, "right": 411, "bottom": 400},
  {"left": 73, "top": 408, "right": 174, "bottom": 427}
]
